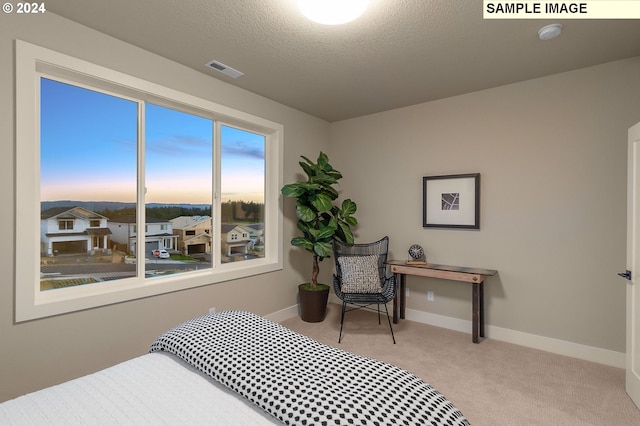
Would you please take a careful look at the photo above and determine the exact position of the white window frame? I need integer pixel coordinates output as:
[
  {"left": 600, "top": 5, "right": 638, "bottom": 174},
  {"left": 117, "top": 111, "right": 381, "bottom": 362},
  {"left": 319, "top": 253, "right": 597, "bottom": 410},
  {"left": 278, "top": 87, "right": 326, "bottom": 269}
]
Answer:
[{"left": 15, "top": 40, "right": 283, "bottom": 322}]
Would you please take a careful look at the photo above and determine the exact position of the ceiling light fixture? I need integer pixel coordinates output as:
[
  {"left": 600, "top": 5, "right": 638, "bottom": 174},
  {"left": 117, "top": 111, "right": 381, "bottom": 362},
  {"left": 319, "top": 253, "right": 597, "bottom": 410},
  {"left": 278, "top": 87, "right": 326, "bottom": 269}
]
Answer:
[
  {"left": 538, "top": 23, "right": 563, "bottom": 40},
  {"left": 297, "top": 0, "right": 369, "bottom": 25}
]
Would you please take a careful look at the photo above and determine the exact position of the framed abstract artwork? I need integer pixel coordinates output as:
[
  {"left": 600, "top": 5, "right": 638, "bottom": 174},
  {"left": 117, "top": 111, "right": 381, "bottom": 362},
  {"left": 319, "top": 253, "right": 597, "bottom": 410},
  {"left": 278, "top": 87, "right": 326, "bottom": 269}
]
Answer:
[{"left": 422, "top": 173, "right": 480, "bottom": 229}]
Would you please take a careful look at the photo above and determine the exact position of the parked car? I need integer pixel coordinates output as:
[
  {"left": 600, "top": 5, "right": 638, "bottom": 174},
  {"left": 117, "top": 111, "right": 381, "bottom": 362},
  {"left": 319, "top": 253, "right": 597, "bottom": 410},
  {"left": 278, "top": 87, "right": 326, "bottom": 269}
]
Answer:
[{"left": 153, "top": 249, "right": 170, "bottom": 259}]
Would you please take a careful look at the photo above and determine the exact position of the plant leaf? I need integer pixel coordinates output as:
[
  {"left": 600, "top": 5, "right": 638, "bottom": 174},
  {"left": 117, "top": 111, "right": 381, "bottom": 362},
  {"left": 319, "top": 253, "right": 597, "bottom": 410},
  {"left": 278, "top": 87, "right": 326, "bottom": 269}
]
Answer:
[
  {"left": 317, "top": 152, "right": 329, "bottom": 168},
  {"left": 341, "top": 199, "right": 357, "bottom": 216},
  {"left": 310, "top": 192, "right": 333, "bottom": 212},
  {"left": 281, "top": 183, "right": 304, "bottom": 197},
  {"left": 314, "top": 240, "right": 333, "bottom": 258},
  {"left": 344, "top": 216, "right": 358, "bottom": 226},
  {"left": 291, "top": 237, "right": 313, "bottom": 249},
  {"left": 316, "top": 219, "right": 337, "bottom": 240},
  {"left": 296, "top": 203, "right": 316, "bottom": 222},
  {"left": 299, "top": 161, "right": 315, "bottom": 178},
  {"left": 336, "top": 222, "right": 355, "bottom": 244}
]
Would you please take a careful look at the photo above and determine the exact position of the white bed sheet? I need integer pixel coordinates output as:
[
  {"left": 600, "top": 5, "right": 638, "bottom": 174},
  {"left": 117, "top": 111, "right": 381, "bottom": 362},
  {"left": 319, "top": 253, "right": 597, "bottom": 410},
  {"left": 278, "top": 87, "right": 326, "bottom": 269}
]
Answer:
[{"left": 0, "top": 352, "right": 280, "bottom": 425}]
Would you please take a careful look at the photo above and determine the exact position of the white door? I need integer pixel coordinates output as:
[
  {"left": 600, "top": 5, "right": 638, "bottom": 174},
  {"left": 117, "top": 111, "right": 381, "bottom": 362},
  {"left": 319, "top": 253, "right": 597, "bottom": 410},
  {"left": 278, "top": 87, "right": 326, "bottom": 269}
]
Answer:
[{"left": 625, "top": 121, "right": 640, "bottom": 409}]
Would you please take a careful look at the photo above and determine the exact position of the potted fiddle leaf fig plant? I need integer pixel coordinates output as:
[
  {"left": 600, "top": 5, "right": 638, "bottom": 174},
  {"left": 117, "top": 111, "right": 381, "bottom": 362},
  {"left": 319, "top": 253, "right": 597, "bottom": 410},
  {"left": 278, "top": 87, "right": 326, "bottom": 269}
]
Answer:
[{"left": 281, "top": 152, "right": 357, "bottom": 322}]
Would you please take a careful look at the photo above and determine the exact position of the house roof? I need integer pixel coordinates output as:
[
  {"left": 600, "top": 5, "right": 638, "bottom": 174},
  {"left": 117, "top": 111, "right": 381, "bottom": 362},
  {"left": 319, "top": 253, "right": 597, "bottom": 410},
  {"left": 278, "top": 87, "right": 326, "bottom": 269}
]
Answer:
[
  {"left": 41, "top": 206, "right": 107, "bottom": 220},
  {"left": 45, "top": 228, "right": 112, "bottom": 238},
  {"left": 170, "top": 215, "right": 212, "bottom": 229},
  {"left": 221, "top": 223, "right": 252, "bottom": 234},
  {"left": 146, "top": 233, "right": 176, "bottom": 238},
  {"left": 86, "top": 228, "right": 112, "bottom": 236},
  {"left": 245, "top": 223, "right": 264, "bottom": 231},
  {"left": 47, "top": 1, "right": 640, "bottom": 122},
  {"left": 184, "top": 233, "right": 212, "bottom": 243}
]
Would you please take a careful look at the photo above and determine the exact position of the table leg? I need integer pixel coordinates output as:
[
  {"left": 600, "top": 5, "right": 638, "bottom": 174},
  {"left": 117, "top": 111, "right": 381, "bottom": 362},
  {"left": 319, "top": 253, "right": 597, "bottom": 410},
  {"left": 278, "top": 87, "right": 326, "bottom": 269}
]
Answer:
[
  {"left": 393, "top": 273, "right": 399, "bottom": 324},
  {"left": 479, "top": 281, "right": 485, "bottom": 338},
  {"left": 392, "top": 273, "right": 406, "bottom": 324},
  {"left": 400, "top": 273, "right": 406, "bottom": 320},
  {"left": 472, "top": 284, "right": 479, "bottom": 343}
]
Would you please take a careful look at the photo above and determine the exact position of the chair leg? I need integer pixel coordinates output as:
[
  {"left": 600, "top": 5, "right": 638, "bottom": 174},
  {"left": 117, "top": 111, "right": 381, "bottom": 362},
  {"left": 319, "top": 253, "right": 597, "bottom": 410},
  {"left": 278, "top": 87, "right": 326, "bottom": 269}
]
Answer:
[
  {"left": 377, "top": 304, "right": 381, "bottom": 325},
  {"left": 338, "top": 301, "right": 347, "bottom": 343},
  {"left": 383, "top": 303, "right": 396, "bottom": 344}
]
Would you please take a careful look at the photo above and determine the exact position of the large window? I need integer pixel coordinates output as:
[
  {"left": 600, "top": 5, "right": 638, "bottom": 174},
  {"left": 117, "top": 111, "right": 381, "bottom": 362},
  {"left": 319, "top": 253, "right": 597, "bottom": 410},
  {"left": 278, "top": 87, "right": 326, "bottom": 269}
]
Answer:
[{"left": 16, "top": 41, "right": 283, "bottom": 321}]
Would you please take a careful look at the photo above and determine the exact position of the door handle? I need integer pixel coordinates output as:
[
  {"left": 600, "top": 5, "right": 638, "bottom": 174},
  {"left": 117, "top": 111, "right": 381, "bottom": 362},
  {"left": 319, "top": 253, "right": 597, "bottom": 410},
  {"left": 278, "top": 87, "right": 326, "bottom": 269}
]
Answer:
[{"left": 618, "top": 270, "right": 632, "bottom": 280}]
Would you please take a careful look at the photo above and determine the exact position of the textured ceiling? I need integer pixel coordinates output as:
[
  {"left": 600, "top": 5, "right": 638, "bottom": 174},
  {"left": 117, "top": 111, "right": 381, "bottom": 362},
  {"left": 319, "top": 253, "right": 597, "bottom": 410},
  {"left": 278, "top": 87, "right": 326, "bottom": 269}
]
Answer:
[{"left": 46, "top": 0, "right": 640, "bottom": 122}]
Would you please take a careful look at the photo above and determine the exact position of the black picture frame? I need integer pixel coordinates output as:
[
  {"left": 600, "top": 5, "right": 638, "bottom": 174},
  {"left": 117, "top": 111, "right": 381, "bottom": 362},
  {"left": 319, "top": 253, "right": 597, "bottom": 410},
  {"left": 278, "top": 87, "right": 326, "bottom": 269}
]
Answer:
[{"left": 422, "top": 173, "right": 480, "bottom": 229}]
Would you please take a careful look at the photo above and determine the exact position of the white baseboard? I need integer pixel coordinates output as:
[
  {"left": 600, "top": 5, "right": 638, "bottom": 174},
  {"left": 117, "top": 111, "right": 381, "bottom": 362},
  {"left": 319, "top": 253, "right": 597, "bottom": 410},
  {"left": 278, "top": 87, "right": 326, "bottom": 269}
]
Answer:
[
  {"left": 264, "top": 304, "right": 299, "bottom": 323},
  {"left": 404, "top": 308, "right": 625, "bottom": 368},
  {"left": 269, "top": 303, "right": 625, "bottom": 368}
]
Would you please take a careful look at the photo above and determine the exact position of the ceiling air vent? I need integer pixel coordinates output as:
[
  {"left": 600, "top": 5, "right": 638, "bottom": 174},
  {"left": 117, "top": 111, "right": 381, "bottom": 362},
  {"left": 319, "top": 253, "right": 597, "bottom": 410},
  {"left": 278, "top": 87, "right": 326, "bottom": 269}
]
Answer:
[{"left": 205, "top": 60, "right": 244, "bottom": 78}]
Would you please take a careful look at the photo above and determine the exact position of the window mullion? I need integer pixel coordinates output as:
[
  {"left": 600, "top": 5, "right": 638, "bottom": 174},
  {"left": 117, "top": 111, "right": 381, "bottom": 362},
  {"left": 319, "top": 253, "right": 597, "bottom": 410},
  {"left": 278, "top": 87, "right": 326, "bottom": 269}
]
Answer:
[
  {"left": 138, "top": 101, "right": 146, "bottom": 280},
  {"left": 213, "top": 121, "right": 222, "bottom": 267}
]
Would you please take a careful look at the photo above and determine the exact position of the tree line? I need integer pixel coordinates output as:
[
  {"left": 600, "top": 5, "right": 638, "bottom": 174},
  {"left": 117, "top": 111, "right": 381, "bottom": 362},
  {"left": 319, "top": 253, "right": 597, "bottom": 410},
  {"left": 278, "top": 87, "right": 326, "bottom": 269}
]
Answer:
[{"left": 98, "top": 201, "right": 263, "bottom": 222}]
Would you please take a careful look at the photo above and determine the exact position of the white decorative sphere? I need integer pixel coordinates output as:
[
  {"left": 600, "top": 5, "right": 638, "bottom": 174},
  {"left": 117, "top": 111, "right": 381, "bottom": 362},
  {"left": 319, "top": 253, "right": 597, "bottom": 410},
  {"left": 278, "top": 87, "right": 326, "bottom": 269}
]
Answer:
[{"left": 408, "top": 244, "right": 424, "bottom": 260}]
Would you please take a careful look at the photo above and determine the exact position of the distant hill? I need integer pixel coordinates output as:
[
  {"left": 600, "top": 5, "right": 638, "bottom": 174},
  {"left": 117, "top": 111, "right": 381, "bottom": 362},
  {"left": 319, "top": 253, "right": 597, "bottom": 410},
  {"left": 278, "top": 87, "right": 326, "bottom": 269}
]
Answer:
[{"left": 41, "top": 200, "right": 210, "bottom": 212}]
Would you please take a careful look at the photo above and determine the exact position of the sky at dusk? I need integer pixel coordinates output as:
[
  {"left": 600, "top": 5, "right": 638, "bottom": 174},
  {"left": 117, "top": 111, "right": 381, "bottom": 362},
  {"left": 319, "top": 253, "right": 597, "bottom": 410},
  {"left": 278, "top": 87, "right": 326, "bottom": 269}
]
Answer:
[{"left": 40, "top": 78, "right": 265, "bottom": 205}]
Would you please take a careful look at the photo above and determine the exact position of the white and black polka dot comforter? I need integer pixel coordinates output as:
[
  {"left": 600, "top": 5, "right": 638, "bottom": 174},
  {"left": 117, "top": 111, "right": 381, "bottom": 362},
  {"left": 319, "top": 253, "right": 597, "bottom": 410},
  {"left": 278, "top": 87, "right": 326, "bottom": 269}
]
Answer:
[{"left": 149, "top": 310, "right": 469, "bottom": 426}]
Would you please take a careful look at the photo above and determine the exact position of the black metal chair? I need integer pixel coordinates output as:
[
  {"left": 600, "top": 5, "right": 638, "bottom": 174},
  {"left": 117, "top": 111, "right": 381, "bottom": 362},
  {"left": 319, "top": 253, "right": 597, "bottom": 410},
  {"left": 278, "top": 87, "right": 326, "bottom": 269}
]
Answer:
[{"left": 332, "top": 236, "right": 397, "bottom": 344}]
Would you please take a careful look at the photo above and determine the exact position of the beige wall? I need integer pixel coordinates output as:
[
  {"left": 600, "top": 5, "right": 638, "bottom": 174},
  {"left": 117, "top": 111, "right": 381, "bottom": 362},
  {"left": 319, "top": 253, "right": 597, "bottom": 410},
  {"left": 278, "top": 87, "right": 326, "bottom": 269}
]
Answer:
[
  {"left": 329, "top": 57, "right": 640, "bottom": 353},
  {"left": 0, "top": 13, "right": 329, "bottom": 401}
]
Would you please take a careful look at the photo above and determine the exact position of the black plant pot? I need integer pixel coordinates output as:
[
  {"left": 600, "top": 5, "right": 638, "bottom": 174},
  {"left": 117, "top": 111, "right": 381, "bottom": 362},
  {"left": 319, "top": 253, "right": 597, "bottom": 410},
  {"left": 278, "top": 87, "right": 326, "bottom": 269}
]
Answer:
[{"left": 298, "top": 283, "right": 330, "bottom": 322}]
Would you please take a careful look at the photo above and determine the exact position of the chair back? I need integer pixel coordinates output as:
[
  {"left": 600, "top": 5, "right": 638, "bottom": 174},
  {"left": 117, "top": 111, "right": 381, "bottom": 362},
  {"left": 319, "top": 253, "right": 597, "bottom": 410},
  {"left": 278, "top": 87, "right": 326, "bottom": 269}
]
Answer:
[{"left": 332, "top": 236, "right": 389, "bottom": 284}]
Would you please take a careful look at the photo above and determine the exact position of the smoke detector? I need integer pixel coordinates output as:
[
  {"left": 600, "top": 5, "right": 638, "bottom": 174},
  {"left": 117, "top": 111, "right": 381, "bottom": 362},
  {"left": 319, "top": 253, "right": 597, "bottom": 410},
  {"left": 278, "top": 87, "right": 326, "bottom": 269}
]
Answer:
[
  {"left": 205, "top": 60, "right": 244, "bottom": 78},
  {"left": 538, "top": 24, "right": 563, "bottom": 40}
]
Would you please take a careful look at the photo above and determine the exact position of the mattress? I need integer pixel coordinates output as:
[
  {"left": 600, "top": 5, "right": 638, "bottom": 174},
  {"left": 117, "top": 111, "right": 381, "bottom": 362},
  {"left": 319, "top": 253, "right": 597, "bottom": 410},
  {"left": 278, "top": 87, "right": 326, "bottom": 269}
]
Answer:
[{"left": 0, "top": 351, "right": 279, "bottom": 425}]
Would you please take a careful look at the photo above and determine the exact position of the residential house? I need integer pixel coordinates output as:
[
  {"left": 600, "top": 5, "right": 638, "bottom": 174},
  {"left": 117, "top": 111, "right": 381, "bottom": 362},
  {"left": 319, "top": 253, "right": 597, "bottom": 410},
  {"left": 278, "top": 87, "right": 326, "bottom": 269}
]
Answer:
[
  {"left": 171, "top": 215, "right": 212, "bottom": 256},
  {"left": 221, "top": 223, "right": 254, "bottom": 257},
  {"left": 108, "top": 216, "right": 177, "bottom": 256},
  {"left": 245, "top": 223, "right": 264, "bottom": 247},
  {"left": 40, "top": 207, "right": 111, "bottom": 256}
]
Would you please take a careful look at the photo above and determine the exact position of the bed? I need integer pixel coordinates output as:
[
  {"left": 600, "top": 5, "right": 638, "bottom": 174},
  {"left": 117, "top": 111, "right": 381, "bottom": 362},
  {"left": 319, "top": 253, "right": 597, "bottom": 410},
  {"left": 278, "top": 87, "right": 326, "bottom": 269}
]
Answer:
[{"left": 1, "top": 310, "right": 469, "bottom": 425}]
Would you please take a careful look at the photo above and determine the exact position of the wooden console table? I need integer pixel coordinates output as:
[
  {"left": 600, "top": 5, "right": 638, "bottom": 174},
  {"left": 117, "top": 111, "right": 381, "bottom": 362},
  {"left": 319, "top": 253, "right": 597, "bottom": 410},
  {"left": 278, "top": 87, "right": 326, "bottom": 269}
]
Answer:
[{"left": 387, "top": 260, "right": 497, "bottom": 343}]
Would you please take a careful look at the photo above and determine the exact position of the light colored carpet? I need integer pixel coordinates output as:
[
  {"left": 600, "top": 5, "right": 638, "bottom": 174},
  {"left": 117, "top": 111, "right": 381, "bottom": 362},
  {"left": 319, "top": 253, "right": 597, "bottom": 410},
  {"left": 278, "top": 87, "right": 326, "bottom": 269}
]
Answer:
[{"left": 281, "top": 303, "right": 640, "bottom": 426}]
